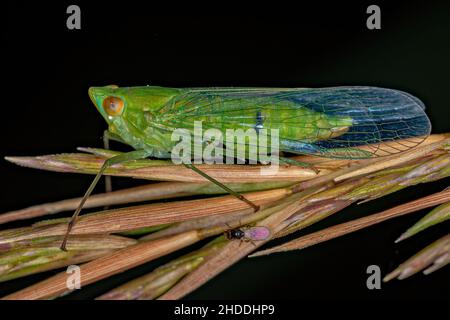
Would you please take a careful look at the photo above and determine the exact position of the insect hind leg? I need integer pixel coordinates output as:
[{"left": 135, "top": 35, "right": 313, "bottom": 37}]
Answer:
[
  {"left": 102, "top": 130, "right": 129, "bottom": 193},
  {"left": 60, "top": 149, "right": 152, "bottom": 251},
  {"left": 184, "top": 163, "right": 260, "bottom": 212}
]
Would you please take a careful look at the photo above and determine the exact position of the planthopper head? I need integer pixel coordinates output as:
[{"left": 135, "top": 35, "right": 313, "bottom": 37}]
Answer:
[
  {"left": 88, "top": 85, "right": 181, "bottom": 147},
  {"left": 89, "top": 85, "right": 180, "bottom": 123},
  {"left": 89, "top": 85, "right": 180, "bottom": 122}
]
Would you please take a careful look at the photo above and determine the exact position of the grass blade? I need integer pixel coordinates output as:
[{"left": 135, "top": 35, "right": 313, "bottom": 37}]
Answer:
[
  {"left": 250, "top": 189, "right": 450, "bottom": 257},
  {"left": 96, "top": 237, "right": 227, "bottom": 300},
  {"left": 384, "top": 233, "right": 450, "bottom": 281},
  {"left": 396, "top": 202, "right": 450, "bottom": 242},
  {"left": 0, "top": 188, "right": 290, "bottom": 244},
  {"left": 5, "top": 152, "right": 321, "bottom": 183},
  {"left": 2, "top": 231, "right": 201, "bottom": 300},
  {"left": 0, "top": 181, "right": 294, "bottom": 225},
  {"left": 0, "top": 235, "right": 136, "bottom": 282}
]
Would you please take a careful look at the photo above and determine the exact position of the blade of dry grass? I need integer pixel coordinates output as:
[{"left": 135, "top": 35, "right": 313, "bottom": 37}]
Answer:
[
  {"left": 0, "top": 188, "right": 290, "bottom": 244},
  {"left": 0, "top": 235, "right": 137, "bottom": 282},
  {"left": 292, "top": 134, "right": 449, "bottom": 192},
  {"left": 275, "top": 199, "right": 353, "bottom": 239},
  {"left": 250, "top": 188, "right": 450, "bottom": 257},
  {"left": 384, "top": 233, "right": 450, "bottom": 281},
  {"left": 2, "top": 230, "right": 201, "bottom": 300},
  {"left": 0, "top": 182, "right": 195, "bottom": 224},
  {"left": 333, "top": 137, "right": 450, "bottom": 183},
  {"left": 396, "top": 202, "right": 450, "bottom": 242},
  {"left": 0, "top": 181, "right": 294, "bottom": 225},
  {"left": 96, "top": 237, "right": 227, "bottom": 300},
  {"left": 5, "top": 153, "right": 322, "bottom": 183}
]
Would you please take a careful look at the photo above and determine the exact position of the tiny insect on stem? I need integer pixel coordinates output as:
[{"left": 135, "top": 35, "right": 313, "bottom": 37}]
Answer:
[{"left": 224, "top": 224, "right": 271, "bottom": 243}]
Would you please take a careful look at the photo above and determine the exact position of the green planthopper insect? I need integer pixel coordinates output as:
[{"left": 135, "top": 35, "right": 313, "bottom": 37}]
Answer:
[{"left": 60, "top": 86, "right": 431, "bottom": 250}]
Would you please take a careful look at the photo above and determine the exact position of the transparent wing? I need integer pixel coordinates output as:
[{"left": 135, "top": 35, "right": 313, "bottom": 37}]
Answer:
[
  {"left": 245, "top": 226, "right": 271, "bottom": 241},
  {"left": 278, "top": 87, "right": 431, "bottom": 158},
  {"left": 159, "top": 86, "right": 431, "bottom": 159}
]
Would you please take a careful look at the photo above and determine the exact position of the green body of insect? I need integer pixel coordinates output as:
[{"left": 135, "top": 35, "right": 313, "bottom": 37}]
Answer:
[
  {"left": 89, "top": 86, "right": 430, "bottom": 159},
  {"left": 60, "top": 85, "right": 431, "bottom": 250}
]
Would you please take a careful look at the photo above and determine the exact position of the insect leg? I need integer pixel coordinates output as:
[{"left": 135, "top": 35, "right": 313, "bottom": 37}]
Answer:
[
  {"left": 60, "top": 149, "right": 152, "bottom": 251},
  {"left": 183, "top": 163, "right": 260, "bottom": 212},
  {"left": 103, "top": 130, "right": 112, "bottom": 194},
  {"left": 103, "top": 130, "right": 128, "bottom": 145},
  {"left": 102, "top": 130, "right": 126, "bottom": 209}
]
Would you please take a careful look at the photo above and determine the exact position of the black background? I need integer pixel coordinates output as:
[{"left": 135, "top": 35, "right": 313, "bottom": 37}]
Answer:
[{"left": 2, "top": 1, "right": 449, "bottom": 300}]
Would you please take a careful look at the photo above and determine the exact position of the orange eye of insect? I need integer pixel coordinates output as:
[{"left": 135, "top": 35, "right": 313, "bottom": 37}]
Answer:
[{"left": 103, "top": 96, "right": 124, "bottom": 116}]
